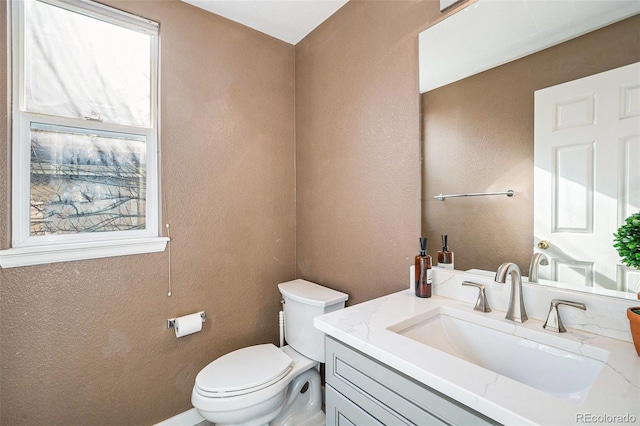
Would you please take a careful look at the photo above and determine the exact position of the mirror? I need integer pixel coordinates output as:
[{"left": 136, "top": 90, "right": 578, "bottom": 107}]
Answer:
[{"left": 419, "top": 0, "right": 640, "bottom": 300}]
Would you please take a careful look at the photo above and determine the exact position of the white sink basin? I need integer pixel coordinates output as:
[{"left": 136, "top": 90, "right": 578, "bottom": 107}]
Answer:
[{"left": 387, "top": 306, "right": 609, "bottom": 402}]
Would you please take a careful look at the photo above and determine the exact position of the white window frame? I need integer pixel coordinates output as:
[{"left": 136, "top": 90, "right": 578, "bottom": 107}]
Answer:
[{"left": 0, "top": 0, "right": 167, "bottom": 268}]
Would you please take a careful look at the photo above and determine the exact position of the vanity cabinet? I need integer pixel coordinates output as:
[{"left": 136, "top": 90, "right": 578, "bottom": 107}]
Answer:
[{"left": 325, "top": 336, "right": 499, "bottom": 426}]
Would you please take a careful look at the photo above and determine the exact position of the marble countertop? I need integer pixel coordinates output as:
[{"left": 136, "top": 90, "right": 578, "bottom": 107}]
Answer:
[{"left": 315, "top": 286, "right": 640, "bottom": 425}]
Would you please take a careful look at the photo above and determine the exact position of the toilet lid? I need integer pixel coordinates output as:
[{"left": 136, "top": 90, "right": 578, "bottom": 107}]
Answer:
[{"left": 195, "top": 344, "right": 293, "bottom": 396}]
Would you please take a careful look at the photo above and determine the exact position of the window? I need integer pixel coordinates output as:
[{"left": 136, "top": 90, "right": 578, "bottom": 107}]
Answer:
[{"left": 0, "top": 0, "right": 166, "bottom": 268}]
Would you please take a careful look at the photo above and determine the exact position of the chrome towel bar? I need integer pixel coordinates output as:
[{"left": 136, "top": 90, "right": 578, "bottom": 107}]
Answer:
[{"left": 434, "top": 189, "right": 514, "bottom": 201}]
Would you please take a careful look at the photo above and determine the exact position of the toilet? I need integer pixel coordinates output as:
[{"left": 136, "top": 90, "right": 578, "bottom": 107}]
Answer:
[{"left": 191, "top": 279, "right": 348, "bottom": 425}]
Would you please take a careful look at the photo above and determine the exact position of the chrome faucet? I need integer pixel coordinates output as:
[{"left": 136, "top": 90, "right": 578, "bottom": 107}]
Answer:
[
  {"left": 528, "top": 252, "right": 549, "bottom": 283},
  {"left": 495, "top": 262, "right": 528, "bottom": 323},
  {"left": 543, "top": 299, "right": 586, "bottom": 333}
]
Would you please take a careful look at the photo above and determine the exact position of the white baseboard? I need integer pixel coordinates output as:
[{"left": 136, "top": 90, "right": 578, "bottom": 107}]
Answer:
[{"left": 154, "top": 408, "right": 206, "bottom": 426}]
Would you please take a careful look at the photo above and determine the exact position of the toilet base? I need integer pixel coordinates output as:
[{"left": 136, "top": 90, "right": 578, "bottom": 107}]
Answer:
[
  {"left": 269, "top": 368, "right": 324, "bottom": 426},
  {"left": 227, "top": 412, "right": 324, "bottom": 426},
  {"left": 271, "top": 410, "right": 324, "bottom": 426}
]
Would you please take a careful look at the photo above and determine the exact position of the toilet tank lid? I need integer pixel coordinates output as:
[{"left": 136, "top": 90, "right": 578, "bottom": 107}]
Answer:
[{"left": 278, "top": 279, "right": 348, "bottom": 307}]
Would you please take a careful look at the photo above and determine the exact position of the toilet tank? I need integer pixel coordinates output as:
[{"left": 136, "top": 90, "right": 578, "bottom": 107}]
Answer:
[{"left": 278, "top": 279, "right": 348, "bottom": 363}]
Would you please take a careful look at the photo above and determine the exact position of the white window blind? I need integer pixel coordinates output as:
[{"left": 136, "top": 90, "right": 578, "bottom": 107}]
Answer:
[{"left": 1, "top": 0, "right": 167, "bottom": 268}]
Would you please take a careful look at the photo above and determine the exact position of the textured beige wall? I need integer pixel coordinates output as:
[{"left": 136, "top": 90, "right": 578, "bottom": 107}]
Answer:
[
  {"left": 422, "top": 15, "right": 640, "bottom": 273},
  {"left": 295, "top": 0, "right": 441, "bottom": 305},
  {"left": 0, "top": 1, "right": 295, "bottom": 424}
]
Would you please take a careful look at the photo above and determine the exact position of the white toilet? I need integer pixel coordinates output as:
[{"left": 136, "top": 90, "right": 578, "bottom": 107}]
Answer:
[{"left": 191, "top": 279, "right": 348, "bottom": 425}]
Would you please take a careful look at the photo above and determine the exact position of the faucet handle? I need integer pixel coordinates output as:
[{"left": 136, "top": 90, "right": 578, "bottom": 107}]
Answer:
[
  {"left": 462, "top": 281, "right": 492, "bottom": 313},
  {"left": 543, "top": 299, "right": 586, "bottom": 333}
]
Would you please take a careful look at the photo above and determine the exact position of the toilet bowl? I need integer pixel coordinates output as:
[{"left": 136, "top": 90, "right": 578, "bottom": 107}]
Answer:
[
  {"left": 192, "top": 345, "right": 319, "bottom": 425},
  {"left": 191, "top": 279, "right": 348, "bottom": 425}
]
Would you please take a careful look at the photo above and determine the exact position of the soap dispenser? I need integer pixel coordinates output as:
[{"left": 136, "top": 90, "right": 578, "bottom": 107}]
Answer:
[
  {"left": 415, "top": 237, "right": 432, "bottom": 298},
  {"left": 437, "top": 234, "right": 454, "bottom": 270}
]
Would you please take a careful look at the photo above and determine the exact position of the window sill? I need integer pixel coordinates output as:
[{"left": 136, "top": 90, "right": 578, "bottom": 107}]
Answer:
[{"left": 0, "top": 237, "right": 169, "bottom": 268}]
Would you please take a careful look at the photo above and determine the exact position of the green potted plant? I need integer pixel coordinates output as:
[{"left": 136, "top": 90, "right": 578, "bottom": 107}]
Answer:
[
  {"left": 614, "top": 212, "right": 640, "bottom": 356},
  {"left": 614, "top": 212, "right": 640, "bottom": 269}
]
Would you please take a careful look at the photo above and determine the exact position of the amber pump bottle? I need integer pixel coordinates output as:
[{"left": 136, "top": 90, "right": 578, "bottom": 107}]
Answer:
[
  {"left": 437, "top": 234, "right": 454, "bottom": 270},
  {"left": 415, "top": 237, "right": 432, "bottom": 298}
]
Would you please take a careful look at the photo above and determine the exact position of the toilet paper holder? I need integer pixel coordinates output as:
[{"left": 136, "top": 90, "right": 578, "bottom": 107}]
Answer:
[{"left": 167, "top": 311, "right": 206, "bottom": 329}]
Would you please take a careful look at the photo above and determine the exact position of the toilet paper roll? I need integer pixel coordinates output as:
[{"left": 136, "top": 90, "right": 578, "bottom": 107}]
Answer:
[{"left": 174, "top": 313, "right": 203, "bottom": 338}]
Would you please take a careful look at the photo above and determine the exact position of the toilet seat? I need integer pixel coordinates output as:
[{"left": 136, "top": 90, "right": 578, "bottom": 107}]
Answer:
[{"left": 195, "top": 344, "right": 293, "bottom": 397}]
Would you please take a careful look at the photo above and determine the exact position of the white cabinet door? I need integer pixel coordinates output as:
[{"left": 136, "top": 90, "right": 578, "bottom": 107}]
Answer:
[{"left": 534, "top": 62, "right": 640, "bottom": 292}]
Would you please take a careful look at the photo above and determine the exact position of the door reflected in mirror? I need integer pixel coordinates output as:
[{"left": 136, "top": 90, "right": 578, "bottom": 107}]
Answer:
[{"left": 533, "top": 63, "right": 640, "bottom": 295}]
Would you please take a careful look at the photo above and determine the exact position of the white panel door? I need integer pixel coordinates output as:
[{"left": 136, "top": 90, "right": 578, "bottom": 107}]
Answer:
[{"left": 534, "top": 62, "right": 640, "bottom": 293}]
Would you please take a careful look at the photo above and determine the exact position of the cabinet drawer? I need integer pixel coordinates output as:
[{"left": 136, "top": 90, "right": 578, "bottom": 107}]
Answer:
[
  {"left": 326, "top": 384, "right": 384, "bottom": 426},
  {"left": 326, "top": 336, "right": 499, "bottom": 426}
]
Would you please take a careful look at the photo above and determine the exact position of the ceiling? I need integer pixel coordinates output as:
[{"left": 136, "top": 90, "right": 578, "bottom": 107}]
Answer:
[{"left": 181, "top": 0, "right": 349, "bottom": 45}]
